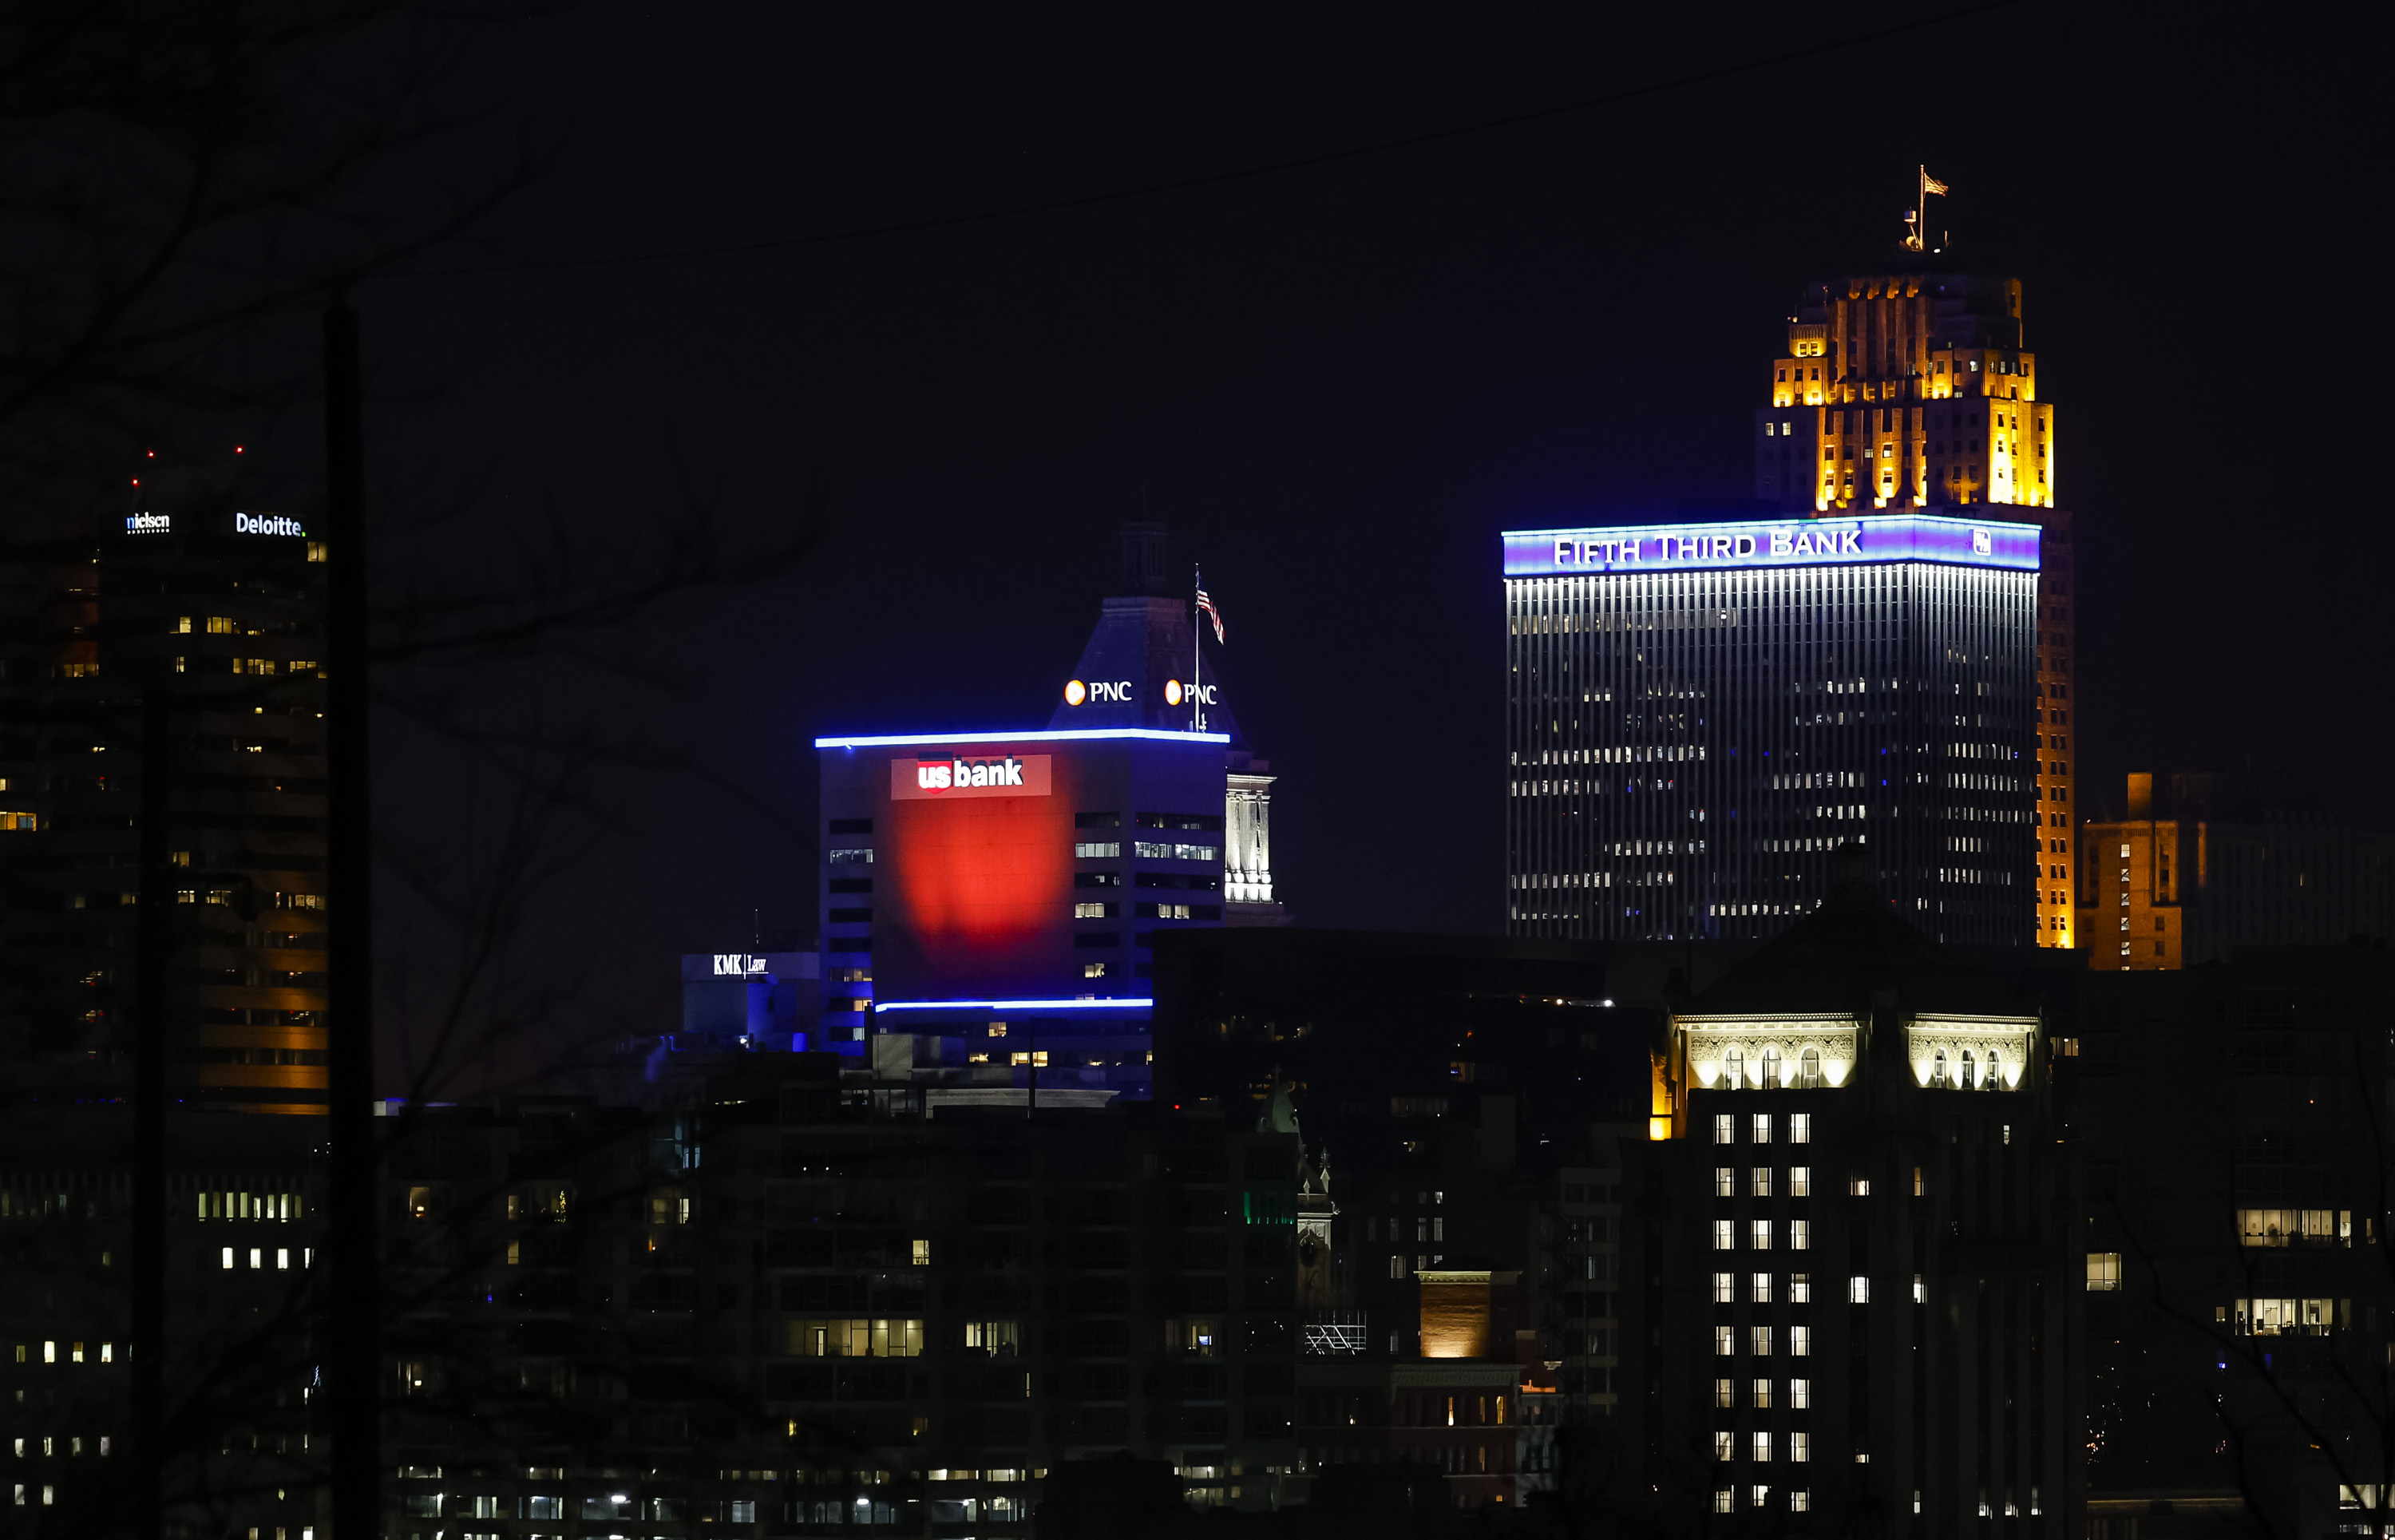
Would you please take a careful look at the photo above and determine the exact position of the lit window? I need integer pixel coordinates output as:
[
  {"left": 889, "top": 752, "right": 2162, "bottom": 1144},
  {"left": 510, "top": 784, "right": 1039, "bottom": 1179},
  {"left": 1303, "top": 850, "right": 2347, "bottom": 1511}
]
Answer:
[
  {"left": 1714, "top": 1490, "right": 1735, "bottom": 1514},
  {"left": 911, "top": 1240, "right": 930, "bottom": 1266},
  {"left": 1791, "top": 1432, "right": 1810, "bottom": 1463},
  {"left": 1750, "top": 1167, "right": 1772, "bottom": 1199},
  {"left": 1849, "top": 1277, "right": 1870, "bottom": 1304},
  {"left": 1751, "top": 1325, "right": 1772, "bottom": 1357},
  {"left": 1712, "top": 1221, "right": 1735, "bottom": 1252},
  {"left": 1752, "top": 1114, "right": 1772, "bottom": 1145},
  {"left": 1790, "top": 1114, "right": 1811, "bottom": 1144},
  {"left": 1714, "top": 1168, "right": 1733, "bottom": 1198},
  {"left": 1751, "top": 1220, "right": 1773, "bottom": 1252},
  {"left": 1848, "top": 1174, "right": 1870, "bottom": 1197},
  {"left": 1789, "top": 1166, "right": 1811, "bottom": 1198},
  {"left": 1790, "top": 1220, "right": 1810, "bottom": 1252},
  {"left": 1790, "top": 1377, "right": 1811, "bottom": 1409},
  {"left": 1753, "top": 1431, "right": 1773, "bottom": 1463},
  {"left": 1712, "top": 1114, "right": 1734, "bottom": 1146},
  {"left": 2086, "top": 1252, "right": 2121, "bottom": 1292},
  {"left": 1712, "top": 1272, "right": 1734, "bottom": 1304},
  {"left": 1790, "top": 1325, "right": 1811, "bottom": 1356},
  {"left": 1752, "top": 1378, "right": 1772, "bottom": 1409},
  {"left": 1714, "top": 1326, "right": 1734, "bottom": 1357},
  {"left": 1714, "top": 1377, "right": 1734, "bottom": 1407},
  {"left": 1714, "top": 1431, "right": 1734, "bottom": 1463},
  {"left": 1751, "top": 1273, "right": 1772, "bottom": 1304}
]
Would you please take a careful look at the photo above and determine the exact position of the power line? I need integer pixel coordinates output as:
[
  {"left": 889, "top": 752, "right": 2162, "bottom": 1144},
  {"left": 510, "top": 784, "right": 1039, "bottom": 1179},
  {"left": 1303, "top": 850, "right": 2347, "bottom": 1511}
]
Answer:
[{"left": 395, "top": 2, "right": 2019, "bottom": 281}]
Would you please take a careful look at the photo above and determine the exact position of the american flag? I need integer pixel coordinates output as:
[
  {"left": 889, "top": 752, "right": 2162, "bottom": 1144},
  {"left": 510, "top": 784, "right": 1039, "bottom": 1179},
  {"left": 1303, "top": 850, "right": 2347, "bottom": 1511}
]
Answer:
[{"left": 1195, "top": 582, "right": 1225, "bottom": 644}]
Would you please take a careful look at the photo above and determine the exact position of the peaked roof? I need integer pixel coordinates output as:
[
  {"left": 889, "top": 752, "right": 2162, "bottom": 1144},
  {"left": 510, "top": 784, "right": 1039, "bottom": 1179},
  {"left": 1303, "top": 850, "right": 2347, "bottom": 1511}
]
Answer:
[
  {"left": 1684, "top": 864, "right": 2024, "bottom": 1019},
  {"left": 1047, "top": 594, "right": 1246, "bottom": 746}
]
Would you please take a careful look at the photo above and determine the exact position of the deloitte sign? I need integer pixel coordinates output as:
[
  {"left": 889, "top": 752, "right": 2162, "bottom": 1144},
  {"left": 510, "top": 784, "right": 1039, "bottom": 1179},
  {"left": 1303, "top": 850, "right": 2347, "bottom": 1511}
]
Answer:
[{"left": 121, "top": 509, "right": 308, "bottom": 539}]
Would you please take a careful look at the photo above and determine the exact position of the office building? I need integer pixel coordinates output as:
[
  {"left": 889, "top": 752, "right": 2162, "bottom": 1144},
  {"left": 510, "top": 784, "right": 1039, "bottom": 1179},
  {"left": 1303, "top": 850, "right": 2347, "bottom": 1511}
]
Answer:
[
  {"left": 1746, "top": 269, "right": 2080, "bottom": 948},
  {"left": 0, "top": 462, "right": 330, "bottom": 1112},
  {"left": 2060, "top": 948, "right": 2395, "bottom": 1537},
  {"left": 0, "top": 1104, "right": 323, "bottom": 1537},
  {"left": 813, "top": 726, "right": 1230, "bottom": 1103},
  {"left": 1048, "top": 523, "right": 1283, "bottom": 925},
  {"left": 1150, "top": 926, "right": 1664, "bottom": 1506},
  {"left": 1503, "top": 511, "right": 2042, "bottom": 945},
  {"left": 679, "top": 948, "right": 818, "bottom": 1047},
  {"left": 2077, "top": 773, "right": 2395, "bottom": 969},
  {"left": 374, "top": 1062, "right": 1308, "bottom": 1532},
  {"left": 1634, "top": 864, "right": 2083, "bottom": 1534},
  {"left": 814, "top": 527, "right": 1285, "bottom": 1102}
]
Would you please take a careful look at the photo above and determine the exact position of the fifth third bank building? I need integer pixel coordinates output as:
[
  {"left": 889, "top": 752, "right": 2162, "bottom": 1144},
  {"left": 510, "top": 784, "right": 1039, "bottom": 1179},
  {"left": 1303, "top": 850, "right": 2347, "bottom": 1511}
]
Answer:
[{"left": 1506, "top": 269, "right": 2079, "bottom": 948}]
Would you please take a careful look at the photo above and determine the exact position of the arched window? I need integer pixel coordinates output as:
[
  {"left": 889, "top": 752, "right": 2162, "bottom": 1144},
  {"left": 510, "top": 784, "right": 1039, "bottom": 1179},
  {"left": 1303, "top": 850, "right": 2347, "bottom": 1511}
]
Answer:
[
  {"left": 1931, "top": 1049, "right": 1947, "bottom": 1088},
  {"left": 1985, "top": 1047, "right": 2002, "bottom": 1090},
  {"left": 1723, "top": 1049, "right": 1744, "bottom": 1090},
  {"left": 1959, "top": 1050, "right": 1976, "bottom": 1090},
  {"left": 1760, "top": 1047, "right": 1782, "bottom": 1090},
  {"left": 1799, "top": 1047, "right": 1823, "bottom": 1089}
]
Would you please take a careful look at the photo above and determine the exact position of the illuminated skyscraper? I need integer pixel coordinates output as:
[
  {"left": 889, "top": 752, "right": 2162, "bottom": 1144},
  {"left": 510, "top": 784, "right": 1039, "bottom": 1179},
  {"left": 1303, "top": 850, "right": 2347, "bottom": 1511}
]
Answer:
[
  {"left": 1750, "top": 271, "right": 2077, "bottom": 947},
  {"left": 1503, "top": 514, "right": 2041, "bottom": 946}
]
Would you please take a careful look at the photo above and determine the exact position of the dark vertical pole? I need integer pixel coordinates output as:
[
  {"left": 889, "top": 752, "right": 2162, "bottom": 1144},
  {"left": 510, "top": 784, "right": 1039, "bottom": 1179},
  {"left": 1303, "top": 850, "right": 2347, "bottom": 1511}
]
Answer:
[
  {"left": 323, "top": 295, "right": 378, "bottom": 1538},
  {"left": 131, "top": 687, "right": 172, "bottom": 1540}
]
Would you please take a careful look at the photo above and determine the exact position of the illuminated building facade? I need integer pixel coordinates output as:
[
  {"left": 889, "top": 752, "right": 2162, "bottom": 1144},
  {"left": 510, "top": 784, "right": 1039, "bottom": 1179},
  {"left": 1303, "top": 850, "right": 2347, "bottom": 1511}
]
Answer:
[
  {"left": 814, "top": 728, "right": 1231, "bottom": 1102},
  {"left": 1048, "top": 523, "right": 1284, "bottom": 925},
  {"left": 1751, "top": 271, "right": 2078, "bottom": 948},
  {"left": 813, "top": 529, "right": 1286, "bottom": 1102},
  {"left": 1634, "top": 873, "right": 2081, "bottom": 1534},
  {"left": 2076, "top": 773, "right": 2395, "bottom": 970},
  {"left": 0, "top": 470, "right": 331, "bottom": 1112},
  {"left": 1503, "top": 514, "right": 2041, "bottom": 945}
]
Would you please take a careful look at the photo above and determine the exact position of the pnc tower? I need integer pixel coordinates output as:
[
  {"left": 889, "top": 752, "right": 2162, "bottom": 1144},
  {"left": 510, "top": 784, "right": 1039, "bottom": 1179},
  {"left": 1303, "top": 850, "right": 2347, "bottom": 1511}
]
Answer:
[{"left": 1505, "top": 264, "right": 2076, "bottom": 948}]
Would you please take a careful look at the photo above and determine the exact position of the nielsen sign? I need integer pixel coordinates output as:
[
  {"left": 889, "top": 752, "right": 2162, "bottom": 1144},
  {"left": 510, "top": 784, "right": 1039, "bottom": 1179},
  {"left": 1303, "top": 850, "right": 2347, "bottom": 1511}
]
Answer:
[
  {"left": 1502, "top": 513, "right": 2038, "bottom": 577},
  {"left": 891, "top": 753, "right": 1054, "bottom": 802}
]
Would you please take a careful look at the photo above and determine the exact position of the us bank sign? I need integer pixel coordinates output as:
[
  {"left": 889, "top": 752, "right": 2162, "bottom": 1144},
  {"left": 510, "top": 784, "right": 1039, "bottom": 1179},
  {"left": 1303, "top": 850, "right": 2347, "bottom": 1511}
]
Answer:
[{"left": 1502, "top": 513, "right": 2039, "bottom": 577}]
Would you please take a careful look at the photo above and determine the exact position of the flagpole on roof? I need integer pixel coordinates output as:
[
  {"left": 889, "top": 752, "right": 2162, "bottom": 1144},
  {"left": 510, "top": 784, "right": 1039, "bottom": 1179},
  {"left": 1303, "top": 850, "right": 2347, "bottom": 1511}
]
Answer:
[{"left": 1192, "top": 564, "right": 1204, "bottom": 733}]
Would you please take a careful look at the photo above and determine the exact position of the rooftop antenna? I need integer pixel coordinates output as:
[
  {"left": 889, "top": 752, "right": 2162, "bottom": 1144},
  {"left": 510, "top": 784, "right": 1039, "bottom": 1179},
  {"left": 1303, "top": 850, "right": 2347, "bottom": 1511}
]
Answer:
[{"left": 1903, "top": 164, "right": 1950, "bottom": 253}]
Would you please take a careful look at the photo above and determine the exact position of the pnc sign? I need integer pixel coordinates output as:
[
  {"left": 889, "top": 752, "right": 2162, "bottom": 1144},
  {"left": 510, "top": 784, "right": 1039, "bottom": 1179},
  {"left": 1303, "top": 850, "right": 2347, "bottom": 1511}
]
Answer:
[
  {"left": 1063, "top": 679, "right": 1133, "bottom": 707},
  {"left": 1162, "top": 679, "right": 1216, "bottom": 707},
  {"left": 891, "top": 753, "right": 1054, "bottom": 802}
]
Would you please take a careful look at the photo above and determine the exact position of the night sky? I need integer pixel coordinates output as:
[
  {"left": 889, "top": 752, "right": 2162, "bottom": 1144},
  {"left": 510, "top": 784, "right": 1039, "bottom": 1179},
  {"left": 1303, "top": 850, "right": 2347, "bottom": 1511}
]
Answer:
[{"left": 291, "top": 5, "right": 2368, "bottom": 1086}]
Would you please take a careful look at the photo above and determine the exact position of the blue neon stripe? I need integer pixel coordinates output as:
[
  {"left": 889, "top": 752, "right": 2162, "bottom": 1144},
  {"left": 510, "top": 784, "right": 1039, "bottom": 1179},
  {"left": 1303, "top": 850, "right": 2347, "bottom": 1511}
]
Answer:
[
  {"left": 870, "top": 997, "right": 1154, "bottom": 1012},
  {"left": 814, "top": 729, "right": 1229, "bottom": 749}
]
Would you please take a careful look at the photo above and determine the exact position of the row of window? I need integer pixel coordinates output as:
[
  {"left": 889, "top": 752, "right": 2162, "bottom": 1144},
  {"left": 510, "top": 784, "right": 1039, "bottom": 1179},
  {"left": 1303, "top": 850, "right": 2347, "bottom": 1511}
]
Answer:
[
  {"left": 1715, "top": 1430, "right": 1815, "bottom": 1462},
  {"left": 1712, "top": 1221, "right": 1811, "bottom": 1252},
  {"left": 1713, "top": 1167, "right": 1879, "bottom": 1198},
  {"left": 1072, "top": 903, "right": 1224, "bottom": 920},
  {"left": 1712, "top": 1114, "right": 1812, "bottom": 1145},
  {"left": 1071, "top": 841, "right": 1220, "bottom": 861},
  {"left": 1714, "top": 1324, "right": 1813, "bottom": 1354},
  {"left": 11, "top": 1344, "right": 116, "bottom": 1367},
  {"left": 1712, "top": 1272, "right": 1923, "bottom": 1305}
]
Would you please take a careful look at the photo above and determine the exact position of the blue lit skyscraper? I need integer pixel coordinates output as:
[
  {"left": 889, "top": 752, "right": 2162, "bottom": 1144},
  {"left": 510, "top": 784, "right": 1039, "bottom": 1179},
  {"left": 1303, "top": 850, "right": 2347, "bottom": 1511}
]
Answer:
[{"left": 1502, "top": 514, "right": 2041, "bottom": 946}]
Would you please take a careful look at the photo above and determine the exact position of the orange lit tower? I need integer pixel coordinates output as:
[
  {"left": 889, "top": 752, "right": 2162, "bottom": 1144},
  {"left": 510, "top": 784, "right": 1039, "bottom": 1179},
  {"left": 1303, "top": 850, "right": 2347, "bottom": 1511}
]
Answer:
[{"left": 1752, "top": 252, "right": 2077, "bottom": 951}]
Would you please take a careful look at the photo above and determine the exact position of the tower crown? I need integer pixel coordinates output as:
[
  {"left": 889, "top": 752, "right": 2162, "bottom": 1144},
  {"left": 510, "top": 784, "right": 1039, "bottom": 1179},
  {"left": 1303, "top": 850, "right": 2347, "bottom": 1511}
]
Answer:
[{"left": 1756, "top": 273, "right": 2052, "bottom": 515}]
